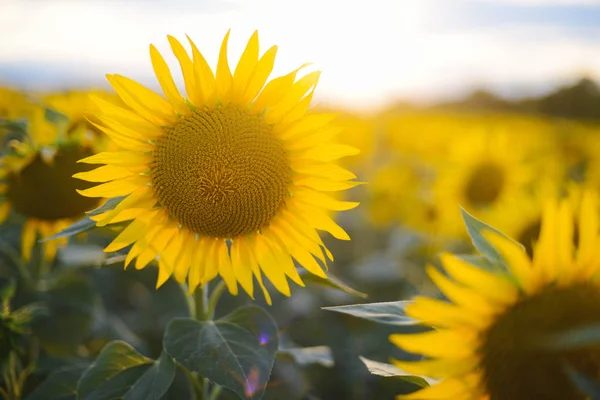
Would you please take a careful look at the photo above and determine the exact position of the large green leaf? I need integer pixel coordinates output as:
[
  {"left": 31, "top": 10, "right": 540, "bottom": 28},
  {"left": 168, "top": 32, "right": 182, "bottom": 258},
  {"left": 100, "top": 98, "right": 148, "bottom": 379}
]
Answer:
[
  {"left": 164, "top": 305, "right": 278, "bottom": 400},
  {"left": 359, "top": 357, "right": 432, "bottom": 387},
  {"left": 460, "top": 207, "right": 524, "bottom": 264},
  {"left": 25, "top": 363, "right": 90, "bottom": 400},
  {"left": 322, "top": 301, "right": 417, "bottom": 326},
  {"left": 278, "top": 346, "right": 334, "bottom": 367},
  {"left": 77, "top": 341, "right": 175, "bottom": 400},
  {"left": 300, "top": 269, "right": 367, "bottom": 298},
  {"left": 42, "top": 197, "right": 125, "bottom": 242}
]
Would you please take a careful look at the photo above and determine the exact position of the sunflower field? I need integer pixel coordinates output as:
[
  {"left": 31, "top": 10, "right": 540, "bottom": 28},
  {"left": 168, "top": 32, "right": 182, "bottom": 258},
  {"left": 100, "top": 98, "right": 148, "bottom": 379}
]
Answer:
[{"left": 2, "top": 25, "right": 600, "bottom": 400}]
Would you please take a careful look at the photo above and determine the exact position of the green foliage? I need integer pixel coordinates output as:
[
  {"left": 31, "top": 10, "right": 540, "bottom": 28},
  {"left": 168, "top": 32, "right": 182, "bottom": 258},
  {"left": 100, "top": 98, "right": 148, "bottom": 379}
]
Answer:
[
  {"left": 32, "top": 272, "right": 98, "bottom": 356},
  {"left": 77, "top": 341, "right": 175, "bottom": 400},
  {"left": 460, "top": 207, "right": 524, "bottom": 265},
  {"left": 163, "top": 305, "right": 278, "bottom": 400},
  {"left": 300, "top": 269, "right": 368, "bottom": 299},
  {"left": 278, "top": 346, "right": 334, "bottom": 367},
  {"left": 323, "top": 301, "right": 417, "bottom": 326},
  {"left": 42, "top": 197, "right": 125, "bottom": 242},
  {"left": 25, "top": 363, "right": 90, "bottom": 400},
  {"left": 358, "top": 357, "right": 431, "bottom": 387},
  {"left": 564, "top": 364, "right": 600, "bottom": 399}
]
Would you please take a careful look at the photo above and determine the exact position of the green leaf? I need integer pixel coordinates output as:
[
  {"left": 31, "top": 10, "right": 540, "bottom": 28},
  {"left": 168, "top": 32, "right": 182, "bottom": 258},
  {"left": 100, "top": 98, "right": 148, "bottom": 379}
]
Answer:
[
  {"left": 42, "top": 197, "right": 125, "bottom": 242},
  {"left": 300, "top": 270, "right": 368, "bottom": 299},
  {"left": 77, "top": 341, "right": 175, "bottom": 400},
  {"left": 25, "top": 363, "right": 90, "bottom": 400},
  {"left": 460, "top": 207, "right": 524, "bottom": 264},
  {"left": 456, "top": 255, "right": 504, "bottom": 273},
  {"left": 0, "top": 277, "right": 15, "bottom": 303},
  {"left": 278, "top": 346, "right": 334, "bottom": 367},
  {"left": 359, "top": 357, "right": 432, "bottom": 387},
  {"left": 33, "top": 273, "right": 97, "bottom": 356},
  {"left": 164, "top": 305, "right": 278, "bottom": 400},
  {"left": 322, "top": 301, "right": 417, "bottom": 326},
  {"left": 564, "top": 363, "right": 600, "bottom": 399}
]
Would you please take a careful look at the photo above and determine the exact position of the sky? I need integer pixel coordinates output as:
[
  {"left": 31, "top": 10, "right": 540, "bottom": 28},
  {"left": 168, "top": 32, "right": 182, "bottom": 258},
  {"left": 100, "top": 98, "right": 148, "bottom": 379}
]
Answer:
[{"left": 1, "top": 0, "right": 600, "bottom": 110}]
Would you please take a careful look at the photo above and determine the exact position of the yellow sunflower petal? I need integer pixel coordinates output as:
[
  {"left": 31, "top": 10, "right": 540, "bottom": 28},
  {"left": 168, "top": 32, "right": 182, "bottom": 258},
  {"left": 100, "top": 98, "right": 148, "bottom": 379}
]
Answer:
[
  {"left": 392, "top": 358, "right": 478, "bottom": 380},
  {"left": 186, "top": 35, "right": 216, "bottom": 105},
  {"left": 77, "top": 175, "right": 149, "bottom": 198},
  {"left": 425, "top": 265, "right": 503, "bottom": 314},
  {"left": 78, "top": 151, "right": 152, "bottom": 167},
  {"left": 440, "top": 253, "right": 519, "bottom": 304},
  {"left": 232, "top": 31, "right": 259, "bottom": 99},
  {"left": 215, "top": 240, "right": 238, "bottom": 295},
  {"left": 168, "top": 35, "right": 200, "bottom": 106},
  {"left": 295, "top": 203, "right": 350, "bottom": 240},
  {"left": 265, "top": 71, "right": 321, "bottom": 124},
  {"left": 390, "top": 330, "right": 476, "bottom": 359},
  {"left": 230, "top": 239, "right": 255, "bottom": 299},
  {"left": 405, "top": 297, "right": 490, "bottom": 329},
  {"left": 104, "top": 210, "right": 158, "bottom": 252},
  {"left": 253, "top": 234, "right": 291, "bottom": 296},
  {"left": 107, "top": 74, "right": 177, "bottom": 125},
  {"left": 483, "top": 231, "right": 537, "bottom": 294},
  {"left": 296, "top": 143, "right": 360, "bottom": 162},
  {"left": 188, "top": 238, "right": 208, "bottom": 293},
  {"left": 150, "top": 44, "right": 189, "bottom": 116},
  {"left": 242, "top": 45, "right": 277, "bottom": 105},
  {"left": 215, "top": 30, "right": 233, "bottom": 102},
  {"left": 293, "top": 187, "right": 359, "bottom": 211},
  {"left": 94, "top": 186, "right": 156, "bottom": 227},
  {"left": 0, "top": 202, "right": 11, "bottom": 224},
  {"left": 173, "top": 231, "right": 195, "bottom": 283},
  {"left": 533, "top": 199, "right": 559, "bottom": 281},
  {"left": 253, "top": 63, "right": 310, "bottom": 111},
  {"left": 577, "top": 191, "right": 598, "bottom": 266},
  {"left": 73, "top": 165, "right": 137, "bottom": 183},
  {"left": 21, "top": 220, "right": 38, "bottom": 261}
]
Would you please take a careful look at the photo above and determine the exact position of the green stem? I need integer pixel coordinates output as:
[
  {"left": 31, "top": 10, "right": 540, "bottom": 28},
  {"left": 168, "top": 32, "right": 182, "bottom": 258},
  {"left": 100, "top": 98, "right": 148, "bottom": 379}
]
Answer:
[
  {"left": 194, "top": 285, "right": 208, "bottom": 321},
  {"left": 208, "top": 385, "right": 222, "bottom": 400},
  {"left": 207, "top": 281, "right": 226, "bottom": 320},
  {"left": 191, "top": 286, "right": 210, "bottom": 400}
]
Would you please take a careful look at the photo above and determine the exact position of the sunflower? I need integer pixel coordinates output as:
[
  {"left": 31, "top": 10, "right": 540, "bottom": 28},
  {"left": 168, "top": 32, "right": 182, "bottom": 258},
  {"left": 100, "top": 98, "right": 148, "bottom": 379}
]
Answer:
[
  {"left": 0, "top": 107, "right": 102, "bottom": 261},
  {"left": 432, "top": 128, "right": 541, "bottom": 234},
  {"left": 390, "top": 191, "right": 600, "bottom": 400},
  {"left": 74, "top": 31, "right": 359, "bottom": 302},
  {"left": 43, "top": 90, "right": 124, "bottom": 149}
]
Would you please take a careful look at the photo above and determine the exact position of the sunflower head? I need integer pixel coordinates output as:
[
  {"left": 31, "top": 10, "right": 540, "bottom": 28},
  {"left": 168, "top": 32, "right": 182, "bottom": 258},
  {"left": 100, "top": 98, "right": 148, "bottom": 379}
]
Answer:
[
  {"left": 391, "top": 191, "right": 600, "bottom": 400},
  {"left": 75, "top": 31, "right": 359, "bottom": 302},
  {"left": 43, "top": 90, "right": 124, "bottom": 149},
  {"left": 0, "top": 106, "right": 102, "bottom": 261}
]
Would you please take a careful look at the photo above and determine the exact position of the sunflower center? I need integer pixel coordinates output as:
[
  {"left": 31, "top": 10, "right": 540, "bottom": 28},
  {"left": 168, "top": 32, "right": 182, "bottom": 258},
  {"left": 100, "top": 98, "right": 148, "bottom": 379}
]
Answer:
[
  {"left": 480, "top": 283, "right": 600, "bottom": 400},
  {"left": 151, "top": 105, "right": 291, "bottom": 238},
  {"left": 464, "top": 163, "right": 505, "bottom": 207},
  {"left": 6, "top": 146, "right": 100, "bottom": 220}
]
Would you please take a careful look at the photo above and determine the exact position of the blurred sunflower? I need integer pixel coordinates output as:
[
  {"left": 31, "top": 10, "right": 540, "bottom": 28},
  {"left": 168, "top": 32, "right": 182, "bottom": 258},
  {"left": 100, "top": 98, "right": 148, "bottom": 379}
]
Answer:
[
  {"left": 391, "top": 191, "right": 600, "bottom": 400},
  {"left": 43, "top": 90, "right": 124, "bottom": 149},
  {"left": 75, "top": 31, "right": 359, "bottom": 302},
  {"left": 433, "top": 129, "right": 535, "bottom": 221},
  {"left": 0, "top": 107, "right": 102, "bottom": 261},
  {"left": 0, "top": 86, "right": 33, "bottom": 120}
]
